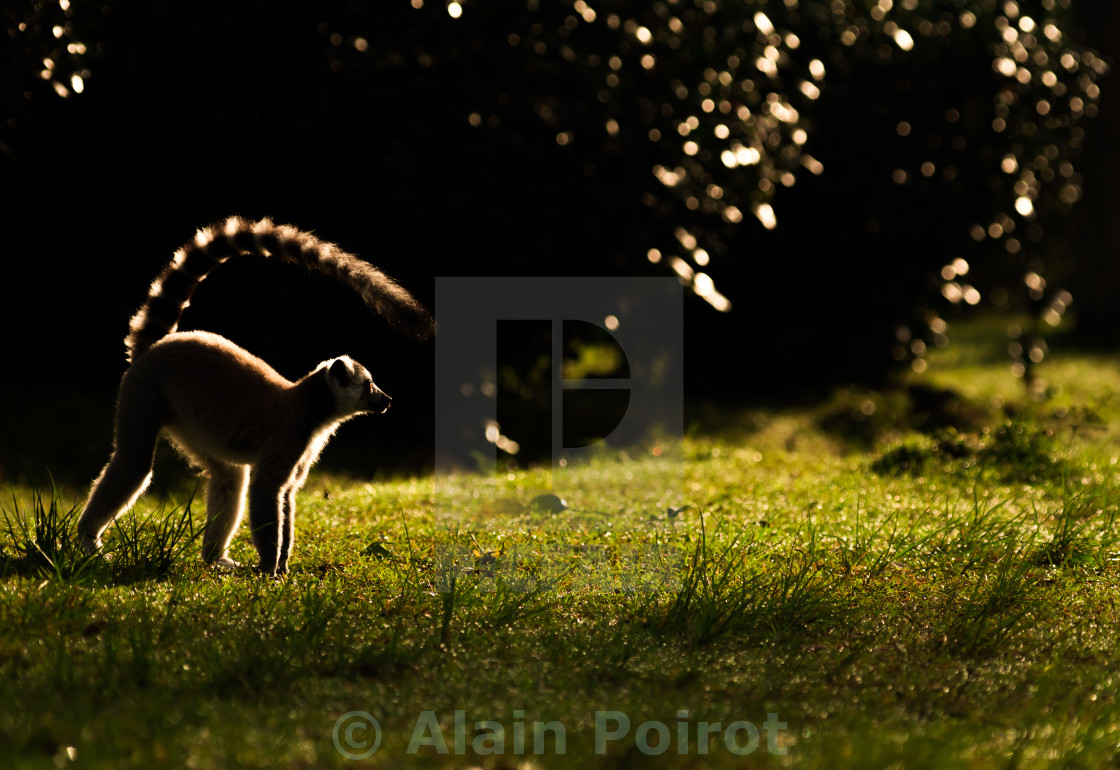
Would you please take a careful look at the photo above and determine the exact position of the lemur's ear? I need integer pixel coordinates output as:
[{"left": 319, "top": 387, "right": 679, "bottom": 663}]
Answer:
[{"left": 328, "top": 359, "right": 351, "bottom": 384}]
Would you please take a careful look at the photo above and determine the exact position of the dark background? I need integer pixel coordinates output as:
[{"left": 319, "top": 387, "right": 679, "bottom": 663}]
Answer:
[{"left": 1, "top": 0, "right": 1118, "bottom": 486}]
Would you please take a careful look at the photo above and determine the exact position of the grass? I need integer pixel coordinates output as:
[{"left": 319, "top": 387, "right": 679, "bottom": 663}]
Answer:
[{"left": 5, "top": 320, "right": 1120, "bottom": 767}]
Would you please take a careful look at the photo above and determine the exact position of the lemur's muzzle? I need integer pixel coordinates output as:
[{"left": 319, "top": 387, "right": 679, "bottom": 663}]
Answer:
[{"left": 369, "top": 387, "right": 391, "bottom": 414}]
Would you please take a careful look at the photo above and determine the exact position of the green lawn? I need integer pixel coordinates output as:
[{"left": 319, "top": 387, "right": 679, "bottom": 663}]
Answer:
[{"left": 5, "top": 320, "right": 1120, "bottom": 768}]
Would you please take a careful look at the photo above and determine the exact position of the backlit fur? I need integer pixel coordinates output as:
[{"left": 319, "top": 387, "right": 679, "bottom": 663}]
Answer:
[{"left": 77, "top": 218, "right": 430, "bottom": 575}]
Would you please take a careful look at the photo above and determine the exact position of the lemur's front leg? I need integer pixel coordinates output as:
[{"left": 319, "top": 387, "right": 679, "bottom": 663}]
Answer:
[{"left": 248, "top": 456, "right": 301, "bottom": 576}]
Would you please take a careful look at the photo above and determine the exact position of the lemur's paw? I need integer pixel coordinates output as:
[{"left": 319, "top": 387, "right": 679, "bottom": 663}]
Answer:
[
  {"left": 255, "top": 562, "right": 286, "bottom": 579},
  {"left": 210, "top": 556, "right": 240, "bottom": 570},
  {"left": 77, "top": 532, "right": 103, "bottom": 556}
]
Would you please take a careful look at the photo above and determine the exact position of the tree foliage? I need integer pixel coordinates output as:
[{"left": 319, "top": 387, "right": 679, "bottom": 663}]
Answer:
[{"left": 1, "top": 0, "right": 1109, "bottom": 393}]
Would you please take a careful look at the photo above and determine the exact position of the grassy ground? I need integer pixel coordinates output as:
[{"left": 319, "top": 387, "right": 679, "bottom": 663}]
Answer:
[{"left": 5, "top": 319, "right": 1120, "bottom": 768}]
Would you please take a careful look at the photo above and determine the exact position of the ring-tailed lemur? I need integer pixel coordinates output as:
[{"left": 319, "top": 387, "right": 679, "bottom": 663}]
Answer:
[{"left": 76, "top": 216, "right": 434, "bottom": 576}]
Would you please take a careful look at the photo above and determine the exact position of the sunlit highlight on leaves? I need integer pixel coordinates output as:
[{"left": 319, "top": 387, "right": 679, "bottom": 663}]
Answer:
[
  {"left": 6, "top": 0, "right": 1101, "bottom": 376},
  {"left": 5, "top": 0, "right": 91, "bottom": 105},
  {"left": 319, "top": 0, "right": 1105, "bottom": 339}
]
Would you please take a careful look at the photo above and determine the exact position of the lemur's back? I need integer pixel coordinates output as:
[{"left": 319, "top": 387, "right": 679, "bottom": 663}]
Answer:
[
  {"left": 130, "top": 331, "right": 292, "bottom": 400},
  {"left": 123, "top": 331, "right": 295, "bottom": 461}
]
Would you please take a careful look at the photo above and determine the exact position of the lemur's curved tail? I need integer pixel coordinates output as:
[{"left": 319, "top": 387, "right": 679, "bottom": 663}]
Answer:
[{"left": 125, "top": 216, "right": 435, "bottom": 363}]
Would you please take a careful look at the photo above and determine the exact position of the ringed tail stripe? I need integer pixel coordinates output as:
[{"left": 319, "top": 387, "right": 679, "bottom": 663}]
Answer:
[
  {"left": 157, "top": 266, "right": 202, "bottom": 300},
  {"left": 123, "top": 216, "right": 434, "bottom": 364}
]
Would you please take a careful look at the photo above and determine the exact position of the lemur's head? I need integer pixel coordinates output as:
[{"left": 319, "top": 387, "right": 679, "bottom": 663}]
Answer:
[{"left": 326, "top": 356, "right": 391, "bottom": 417}]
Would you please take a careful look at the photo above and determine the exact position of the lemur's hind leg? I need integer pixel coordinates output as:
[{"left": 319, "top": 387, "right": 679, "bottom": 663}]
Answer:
[
  {"left": 77, "top": 397, "right": 161, "bottom": 554},
  {"left": 201, "top": 461, "right": 249, "bottom": 568}
]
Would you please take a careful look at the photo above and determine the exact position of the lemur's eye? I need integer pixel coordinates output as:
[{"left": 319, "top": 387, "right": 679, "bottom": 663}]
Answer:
[{"left": 367, "top": 380, "right": 374, "bottom": 393}]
